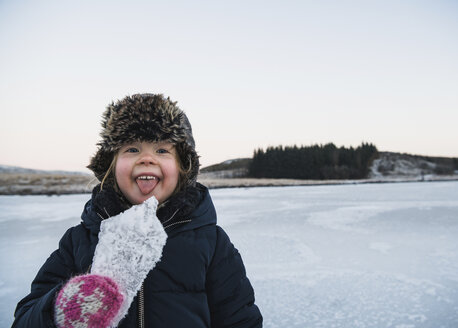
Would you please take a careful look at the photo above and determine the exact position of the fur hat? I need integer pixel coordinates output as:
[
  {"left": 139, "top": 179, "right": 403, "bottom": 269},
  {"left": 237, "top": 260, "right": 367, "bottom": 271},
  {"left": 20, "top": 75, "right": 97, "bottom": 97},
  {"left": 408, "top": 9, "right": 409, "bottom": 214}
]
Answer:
[{"left": 88, "top": 94, "right": 199, "bottom": 188}]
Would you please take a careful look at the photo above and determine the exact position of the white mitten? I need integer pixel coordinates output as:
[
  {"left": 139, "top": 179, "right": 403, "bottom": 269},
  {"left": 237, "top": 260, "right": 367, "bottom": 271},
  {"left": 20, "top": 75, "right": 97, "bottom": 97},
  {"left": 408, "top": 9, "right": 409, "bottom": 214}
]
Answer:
[{"left": 90, "top": 196, "right": 167, "bottom": 326}]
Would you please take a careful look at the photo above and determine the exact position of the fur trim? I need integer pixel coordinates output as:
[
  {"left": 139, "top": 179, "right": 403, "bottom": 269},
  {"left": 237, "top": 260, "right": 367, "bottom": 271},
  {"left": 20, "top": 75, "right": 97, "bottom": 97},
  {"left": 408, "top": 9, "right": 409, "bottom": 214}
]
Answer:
[
  {"left": 90, "top": 184, "right": 131, "bottom": 219},
  {"left": 157, "top": 183, "right": 203, "bottom": 230},
  {"left": 87, "top": 94, "right": 199, "bottom": 187}
]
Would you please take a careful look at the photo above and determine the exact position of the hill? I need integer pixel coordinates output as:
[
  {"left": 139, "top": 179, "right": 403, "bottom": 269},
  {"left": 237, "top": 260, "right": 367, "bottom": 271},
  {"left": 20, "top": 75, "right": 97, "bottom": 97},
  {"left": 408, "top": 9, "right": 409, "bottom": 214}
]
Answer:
[
  {"left": 369, "top": 152, "right": 457, "bottom": 178},
  {"left": 199, "top": 158, "right": 251, "bottom": 178}
]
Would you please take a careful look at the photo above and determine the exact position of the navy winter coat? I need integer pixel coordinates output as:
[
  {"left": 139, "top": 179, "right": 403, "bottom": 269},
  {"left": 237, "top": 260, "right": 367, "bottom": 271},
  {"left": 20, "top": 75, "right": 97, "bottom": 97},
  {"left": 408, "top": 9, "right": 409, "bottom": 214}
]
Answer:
[{"left": 12, "top": 185, "right": 262, "bottom": 327}]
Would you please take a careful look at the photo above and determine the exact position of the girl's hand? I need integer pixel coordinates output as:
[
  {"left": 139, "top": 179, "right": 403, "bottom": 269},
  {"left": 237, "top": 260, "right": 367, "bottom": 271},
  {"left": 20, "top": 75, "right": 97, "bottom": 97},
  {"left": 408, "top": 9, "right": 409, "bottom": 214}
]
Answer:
[{"left": 54, "top": 274, "right": 123, "bottom": 328}]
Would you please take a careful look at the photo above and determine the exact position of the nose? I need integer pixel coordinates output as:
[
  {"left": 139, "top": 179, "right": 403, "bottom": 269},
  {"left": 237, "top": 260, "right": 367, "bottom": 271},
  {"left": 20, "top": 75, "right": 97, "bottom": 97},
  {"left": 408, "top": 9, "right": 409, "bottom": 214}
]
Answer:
[{"left": 137, "top": 150, "right": 158, "bottom": 166}]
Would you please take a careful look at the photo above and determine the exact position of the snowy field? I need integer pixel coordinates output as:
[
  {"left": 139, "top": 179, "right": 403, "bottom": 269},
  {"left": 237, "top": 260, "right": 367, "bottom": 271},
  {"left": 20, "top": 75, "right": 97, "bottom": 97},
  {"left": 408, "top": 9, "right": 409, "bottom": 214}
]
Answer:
[{"left": 1, "top": 181, "right": 458, "bottom": 327}]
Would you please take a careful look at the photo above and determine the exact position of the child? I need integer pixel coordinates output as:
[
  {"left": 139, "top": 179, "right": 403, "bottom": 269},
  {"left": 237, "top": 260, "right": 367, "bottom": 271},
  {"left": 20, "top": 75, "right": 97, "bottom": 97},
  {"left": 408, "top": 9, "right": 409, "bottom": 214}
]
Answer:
[{"left": 12, "top": 94, "right": 263, "bottom": 328}]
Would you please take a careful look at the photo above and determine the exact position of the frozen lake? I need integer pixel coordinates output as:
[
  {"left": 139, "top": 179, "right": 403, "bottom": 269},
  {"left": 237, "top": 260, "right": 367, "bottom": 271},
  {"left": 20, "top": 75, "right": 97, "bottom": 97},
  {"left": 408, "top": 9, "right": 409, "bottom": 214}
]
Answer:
[{"left": 1, "top": 181, "right": 458, "bottom": 327}]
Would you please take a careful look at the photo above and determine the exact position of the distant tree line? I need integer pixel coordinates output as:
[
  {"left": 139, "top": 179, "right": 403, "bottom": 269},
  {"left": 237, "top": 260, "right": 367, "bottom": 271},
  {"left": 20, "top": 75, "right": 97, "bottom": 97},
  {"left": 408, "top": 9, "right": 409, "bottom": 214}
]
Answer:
[{"left": 249, "top": 143, "right": 378, "bottom": 180}]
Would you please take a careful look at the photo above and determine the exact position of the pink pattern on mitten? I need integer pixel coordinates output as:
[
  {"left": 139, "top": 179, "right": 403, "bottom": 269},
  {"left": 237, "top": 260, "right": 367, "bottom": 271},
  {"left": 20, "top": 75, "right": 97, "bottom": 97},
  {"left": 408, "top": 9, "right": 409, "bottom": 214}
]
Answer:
[{"left": 54, "top": 274, "right": 124, "bottom": 328}]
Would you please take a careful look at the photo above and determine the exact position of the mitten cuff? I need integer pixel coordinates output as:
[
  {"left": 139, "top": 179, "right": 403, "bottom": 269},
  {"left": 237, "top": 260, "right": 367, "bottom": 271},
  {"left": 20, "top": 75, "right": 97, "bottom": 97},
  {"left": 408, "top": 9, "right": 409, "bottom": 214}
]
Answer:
[{"left": 54, "top": 274, "right": 124, "bottom": 328}]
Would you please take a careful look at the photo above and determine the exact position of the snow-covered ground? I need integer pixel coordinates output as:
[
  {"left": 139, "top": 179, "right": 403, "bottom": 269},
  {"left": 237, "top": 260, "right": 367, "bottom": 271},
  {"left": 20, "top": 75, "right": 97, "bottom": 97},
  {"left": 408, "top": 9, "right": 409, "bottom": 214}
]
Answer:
[{"left": 1, "top": 181, "right": 458, "bottom": 327}]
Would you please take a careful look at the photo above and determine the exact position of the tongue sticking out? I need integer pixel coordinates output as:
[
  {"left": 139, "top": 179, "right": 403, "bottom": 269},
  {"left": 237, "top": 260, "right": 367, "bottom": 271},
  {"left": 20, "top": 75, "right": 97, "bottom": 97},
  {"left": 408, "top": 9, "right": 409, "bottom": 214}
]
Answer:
[{"left": 136, "top": 178, "right": 158, "bottom": 195}]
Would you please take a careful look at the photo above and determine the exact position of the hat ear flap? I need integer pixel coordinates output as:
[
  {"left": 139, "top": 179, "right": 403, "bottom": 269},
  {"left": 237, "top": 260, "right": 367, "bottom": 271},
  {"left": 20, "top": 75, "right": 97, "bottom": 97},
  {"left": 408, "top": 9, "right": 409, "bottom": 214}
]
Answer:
[
  {"left": 175, "top": 143, "right": 200, "bottom": 187},
  {"left": 88, "top": 149, "right": 115, "bottom": 182}
]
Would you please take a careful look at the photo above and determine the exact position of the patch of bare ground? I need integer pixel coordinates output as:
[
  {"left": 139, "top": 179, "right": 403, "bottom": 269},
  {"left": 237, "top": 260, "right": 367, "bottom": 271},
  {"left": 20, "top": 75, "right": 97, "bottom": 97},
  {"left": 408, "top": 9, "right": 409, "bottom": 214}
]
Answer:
[
  {"left": 197, "top": 175, "right": 458, "bottom": 189},
  {"left": 0, "top": 173, "right": 98, "bottom": 195}
]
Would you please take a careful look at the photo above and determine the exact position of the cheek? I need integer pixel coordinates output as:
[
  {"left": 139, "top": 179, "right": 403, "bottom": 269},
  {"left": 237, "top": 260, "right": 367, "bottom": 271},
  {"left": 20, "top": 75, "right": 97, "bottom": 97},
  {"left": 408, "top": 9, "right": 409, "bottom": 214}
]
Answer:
[
  {"left": 114, "top": 159, "right": 130, "bottom": 184},
  {"left": 164, "top": 161, "right": 180, "bottom": 184}
]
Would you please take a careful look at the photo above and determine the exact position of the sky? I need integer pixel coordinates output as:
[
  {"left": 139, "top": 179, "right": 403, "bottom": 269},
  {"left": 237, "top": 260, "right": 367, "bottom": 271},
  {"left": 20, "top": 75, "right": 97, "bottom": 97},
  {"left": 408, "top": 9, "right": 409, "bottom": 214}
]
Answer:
[{"left": 1, "top": 0, "right": 457, "bottom": 173}]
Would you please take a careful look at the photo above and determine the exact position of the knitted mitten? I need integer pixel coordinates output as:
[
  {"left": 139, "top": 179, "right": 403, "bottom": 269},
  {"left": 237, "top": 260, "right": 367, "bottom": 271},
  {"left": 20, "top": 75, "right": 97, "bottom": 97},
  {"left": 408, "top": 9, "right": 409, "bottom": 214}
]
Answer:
[{"left": 54, "top": 274, "right": 123, "bottom": 328}]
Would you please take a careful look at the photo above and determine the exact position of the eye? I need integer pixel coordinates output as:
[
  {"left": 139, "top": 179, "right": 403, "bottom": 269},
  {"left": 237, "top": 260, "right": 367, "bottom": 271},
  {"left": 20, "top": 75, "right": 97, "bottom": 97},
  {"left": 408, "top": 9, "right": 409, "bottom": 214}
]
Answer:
[
  {"left": 125, "top": 147, "right": 139, "bottom": 153},
  {"left": 157, "top": 148, "right": 169, "bottom": 154}
]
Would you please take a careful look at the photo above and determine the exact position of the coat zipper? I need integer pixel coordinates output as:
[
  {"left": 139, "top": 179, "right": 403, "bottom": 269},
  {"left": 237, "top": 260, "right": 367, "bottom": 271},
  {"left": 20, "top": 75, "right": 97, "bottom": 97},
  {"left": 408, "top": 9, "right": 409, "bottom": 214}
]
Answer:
[
  {"left": 138, "top": 282, "right": 145, "bottom": 328},
  {"left": 136, "top": 218, "right": 190, "bottom": 327}
]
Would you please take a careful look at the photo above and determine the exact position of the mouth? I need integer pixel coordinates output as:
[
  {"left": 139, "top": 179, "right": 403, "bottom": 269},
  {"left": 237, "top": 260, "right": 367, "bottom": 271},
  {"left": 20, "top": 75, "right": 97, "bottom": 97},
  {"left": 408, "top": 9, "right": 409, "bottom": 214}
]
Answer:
[{"left": 135, "top": 174, "right": 160, "bottom": 195}]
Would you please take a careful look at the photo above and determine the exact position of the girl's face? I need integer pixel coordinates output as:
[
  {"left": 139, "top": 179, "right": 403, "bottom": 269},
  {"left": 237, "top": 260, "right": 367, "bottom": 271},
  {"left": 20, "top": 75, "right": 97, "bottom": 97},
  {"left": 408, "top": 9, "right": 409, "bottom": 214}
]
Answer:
[{"left": 115, "top": 141, "right": 180, "bottom": 205}]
